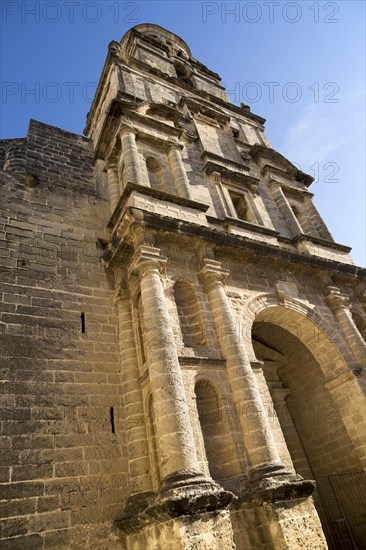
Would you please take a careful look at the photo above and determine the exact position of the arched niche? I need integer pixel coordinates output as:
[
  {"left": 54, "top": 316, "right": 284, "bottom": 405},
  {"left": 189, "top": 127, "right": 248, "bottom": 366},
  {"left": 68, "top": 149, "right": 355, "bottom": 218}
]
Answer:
[
  {"left": 194, "top": 379, "right": 241, "bottom": 483},
  {"left": 174, "top": 281, "right": 206, "bottom": 348}
]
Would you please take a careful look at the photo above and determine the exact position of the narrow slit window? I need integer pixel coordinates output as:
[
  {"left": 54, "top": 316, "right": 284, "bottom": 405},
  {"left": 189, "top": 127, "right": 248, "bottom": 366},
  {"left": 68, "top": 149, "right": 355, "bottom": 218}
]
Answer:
[
  {"left": 110, "top": 407, "right": 115, "bottom": 434},
  {"left": 81, "top": 312, "right": 86, "bottom": 334}
]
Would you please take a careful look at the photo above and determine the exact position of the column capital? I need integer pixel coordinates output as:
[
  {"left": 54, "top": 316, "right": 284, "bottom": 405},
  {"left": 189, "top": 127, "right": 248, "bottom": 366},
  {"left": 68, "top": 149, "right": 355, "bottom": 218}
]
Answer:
[
  {"left": 120, "top": 124, "right": 137, "bottom": 136},
  {"left": 199, "top": 259, "right": 229, "bottom": 288},
  {"left": 164, "top": 141, "right": 183, "bottom": 152},
  {"left": 130, "top": 245, "right": 167, "bottom": 278},
  {"left": 326, "top": 286, "right": 350, "bottom": 310},
  {"left": 268, "top": 178, "right": 282, "bottom": 190},
  {"left": 270, "top": 387, "right": 291, "bottom": 404}
]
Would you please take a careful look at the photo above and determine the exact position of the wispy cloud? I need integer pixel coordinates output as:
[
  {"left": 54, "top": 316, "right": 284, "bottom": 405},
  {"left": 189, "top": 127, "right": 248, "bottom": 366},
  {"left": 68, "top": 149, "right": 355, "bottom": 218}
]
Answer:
[{"left": 281, "top": 89, "right": 365, "bottom": 171}]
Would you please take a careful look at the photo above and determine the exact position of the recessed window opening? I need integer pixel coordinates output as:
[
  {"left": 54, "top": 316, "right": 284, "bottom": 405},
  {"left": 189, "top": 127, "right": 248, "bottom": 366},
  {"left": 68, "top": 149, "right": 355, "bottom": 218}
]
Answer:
[
  {"left": 290, "top": 203, "right": 302, "bottom": 220},
  {"left": 228, "top": 190, "right": 253, "bottom": 222},
  {"left": 290, "top": 203, "right": 309, "bottom": 234},
  {"left": 174, "top": 61, "right": 193, "bottom": 87}
]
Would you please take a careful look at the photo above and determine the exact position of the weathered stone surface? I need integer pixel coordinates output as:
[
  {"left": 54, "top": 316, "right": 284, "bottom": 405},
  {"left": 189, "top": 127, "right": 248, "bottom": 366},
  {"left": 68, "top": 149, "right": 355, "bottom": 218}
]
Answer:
[{"left": 1, "top": 22, "right": 365, "bottom": 550}]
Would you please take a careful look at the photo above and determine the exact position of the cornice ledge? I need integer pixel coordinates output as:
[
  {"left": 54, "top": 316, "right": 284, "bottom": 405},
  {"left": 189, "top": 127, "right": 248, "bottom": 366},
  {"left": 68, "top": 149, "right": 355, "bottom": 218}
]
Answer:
[
  {"left": 136, "top": 209, "right": 366, "bottom": 279},
  {"left": 294, "top": 234, "right": 352, "bottom": 253},
  {"left": 108, "top": 182, "right": 210, "bottom": 229},
  {"left": 206, "top": 215, "right": 279, "bottom": 238}
]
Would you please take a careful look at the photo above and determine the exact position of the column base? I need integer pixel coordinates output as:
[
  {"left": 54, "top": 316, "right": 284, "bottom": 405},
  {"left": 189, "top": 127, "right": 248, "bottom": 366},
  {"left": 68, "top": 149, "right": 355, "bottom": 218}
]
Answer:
[
  {"left": 248, "top": 463, "right": 315, "bottom": 501},
  {"left": 116, "top": 472, "right": 235, "bottom": 535}
]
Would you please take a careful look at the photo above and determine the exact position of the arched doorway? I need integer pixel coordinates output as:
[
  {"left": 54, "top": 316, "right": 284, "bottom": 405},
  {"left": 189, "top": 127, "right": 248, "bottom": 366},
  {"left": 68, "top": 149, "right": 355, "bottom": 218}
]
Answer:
[{"left": 246, "top": 298, "right": 366, "bottom": 549}]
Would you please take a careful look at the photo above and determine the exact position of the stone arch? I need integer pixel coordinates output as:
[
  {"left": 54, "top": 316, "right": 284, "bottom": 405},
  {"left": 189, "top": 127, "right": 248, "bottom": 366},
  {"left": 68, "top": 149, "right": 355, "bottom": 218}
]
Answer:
[
  {"left": 243, "top": 292, "right": 354, "bottom": 379},
  {"left": 194, "top": 378, "right": 241, "bottom": 483},
  {"left": 174, "top": 280, "right": 206, "bottom": 348}
]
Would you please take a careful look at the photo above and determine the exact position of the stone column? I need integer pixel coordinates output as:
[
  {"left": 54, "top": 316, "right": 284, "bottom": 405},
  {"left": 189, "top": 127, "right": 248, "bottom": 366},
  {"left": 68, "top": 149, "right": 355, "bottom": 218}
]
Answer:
[
  {"left": 114, "top": 287, "right": 153, "bottom": 498},
  {"left": 167, "top": 144, "right": 191, "bottom": 199},
  {"left": 269, "top": 180, "right": 303, "bottom": 237},
  {"left": 107, "top": 159, "right": 120, "bottom": 212},
  {"left": 326, "top": 286, "right": 366, "bottom": 367},
  {"left": 131, "top": 246, "right": 205, "bottom": 487},
  {"left": 120, "top": 125, "right": 147, "bottom": 185},
  {"left": 200, "top": 259, "right": 286, "bottom": 481}
]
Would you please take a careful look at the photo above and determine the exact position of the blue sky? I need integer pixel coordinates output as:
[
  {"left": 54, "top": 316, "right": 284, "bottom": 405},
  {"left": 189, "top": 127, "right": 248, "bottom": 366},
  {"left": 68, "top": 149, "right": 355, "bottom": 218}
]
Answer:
[{"left": 1, "top": 0, "right": 365, "bottom": 266}]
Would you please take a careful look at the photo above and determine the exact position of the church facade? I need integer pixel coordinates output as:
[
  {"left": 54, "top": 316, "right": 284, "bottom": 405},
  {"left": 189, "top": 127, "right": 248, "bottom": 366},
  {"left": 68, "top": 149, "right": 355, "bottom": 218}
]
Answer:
[{"left": 0, "top": 24, "right": 365, "bottom": 549}]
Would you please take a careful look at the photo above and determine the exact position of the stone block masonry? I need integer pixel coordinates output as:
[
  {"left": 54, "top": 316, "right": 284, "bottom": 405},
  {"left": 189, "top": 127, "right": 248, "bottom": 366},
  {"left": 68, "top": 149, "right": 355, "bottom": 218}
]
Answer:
[{"left": 1, "top": 121, "right": 128, "bottom": 549}]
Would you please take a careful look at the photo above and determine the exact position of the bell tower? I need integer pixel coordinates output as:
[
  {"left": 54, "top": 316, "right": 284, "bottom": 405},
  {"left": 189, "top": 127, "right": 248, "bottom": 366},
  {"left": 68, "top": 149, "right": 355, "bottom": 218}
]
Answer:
[{"left": 85, "top": 24, "right": 366, "bottom": 549}]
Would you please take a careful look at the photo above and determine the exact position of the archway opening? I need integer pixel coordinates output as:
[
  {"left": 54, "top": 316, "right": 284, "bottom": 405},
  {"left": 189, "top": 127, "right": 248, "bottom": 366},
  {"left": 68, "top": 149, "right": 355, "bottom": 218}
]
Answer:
[{"left": 251, "top": 308, "right": 364, "bottom": 549}]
